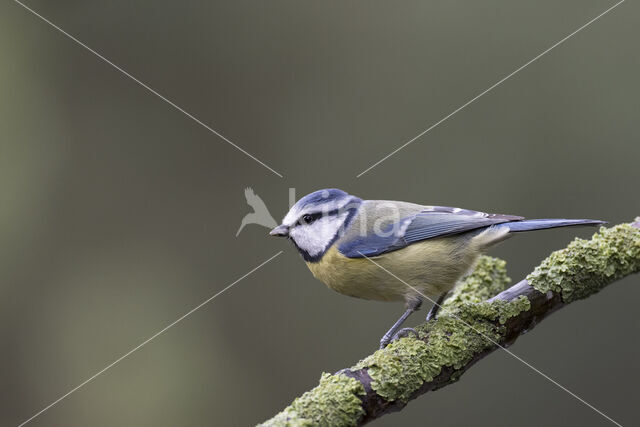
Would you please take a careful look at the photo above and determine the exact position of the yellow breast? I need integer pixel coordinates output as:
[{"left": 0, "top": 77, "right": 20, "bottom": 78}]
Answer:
[{"left": 306, "top": 236, "right": 481, "bottom": 302}]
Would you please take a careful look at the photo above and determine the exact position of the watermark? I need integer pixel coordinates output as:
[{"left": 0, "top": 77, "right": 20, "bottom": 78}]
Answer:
[
  {"left": 236, "top": 187, "right": 279, "bottom": 236},
  {"left": 236, "top": 187, "right": 406, "bottom": 238}
]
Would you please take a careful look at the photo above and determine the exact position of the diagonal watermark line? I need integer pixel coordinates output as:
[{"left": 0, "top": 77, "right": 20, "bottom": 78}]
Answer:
[
  {"left": 358, "top": 252, "right": 623, "bottom": 427},
  {"left": 18, "top": 251, "right": 283, "bottom": 427},
  {"left": 356, "top": 0, "right": 625, "bottom": 178},
  {"left": 13, "top": 0, "right": 284, "bottom": 178}
]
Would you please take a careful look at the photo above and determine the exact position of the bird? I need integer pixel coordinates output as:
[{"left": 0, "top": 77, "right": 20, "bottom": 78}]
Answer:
[
  {"left": 269, "top": 188, "right": 605, "bottom": 348},
  {"left": 236, "top": 187, "right": 278, "bottom": 237}
]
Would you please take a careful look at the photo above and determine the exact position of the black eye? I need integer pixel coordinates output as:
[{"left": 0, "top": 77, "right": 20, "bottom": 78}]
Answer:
[{"left": 301, "top": 213, "right": 321, "bottom": 225}]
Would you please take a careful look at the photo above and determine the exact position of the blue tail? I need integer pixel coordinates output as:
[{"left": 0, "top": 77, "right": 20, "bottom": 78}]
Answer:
[{"left": 503, "top": 218, "right": 606, "bottom": 233}]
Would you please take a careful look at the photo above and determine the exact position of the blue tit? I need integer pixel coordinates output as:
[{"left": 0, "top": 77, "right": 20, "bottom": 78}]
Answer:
[{"left": 269, "top": 188, "right": 605, "bottom": 348}]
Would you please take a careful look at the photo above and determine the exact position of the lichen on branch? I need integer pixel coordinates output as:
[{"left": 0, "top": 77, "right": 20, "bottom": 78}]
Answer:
[
  {"left": 351, "top": 258, "right": 529, "bottom": 403},
  {"left": 261, "top": 220, "right": 640, "bottom": 427},
  {"left": 528, "top": 222, "right": 640, "bottom": 302},
  {"left": 261, "top": 373, "right": 365, "bottom": 427}
]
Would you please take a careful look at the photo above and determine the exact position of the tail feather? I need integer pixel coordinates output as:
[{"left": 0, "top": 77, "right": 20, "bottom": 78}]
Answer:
[{"left": 503, "top": 218, "right": 606, "bottom": 233}]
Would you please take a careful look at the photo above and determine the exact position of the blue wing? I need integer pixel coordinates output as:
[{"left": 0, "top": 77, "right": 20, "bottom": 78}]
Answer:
[{"left": 338, "top": 206, "right": 522, "bottom": 258}]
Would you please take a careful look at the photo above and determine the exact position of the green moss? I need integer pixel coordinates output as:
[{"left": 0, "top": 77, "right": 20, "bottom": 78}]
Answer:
[
  {"left": 527, "top": 223, "right": 640, "bottom": 302},
  {"left": 461, "top": 296, "right": 531, "bottom": 324},
  {"left": 352, "top": 296, "right": 530, "bottom": 401},
  {"left": 355, "top": 223, "right": 639, "bottom": 403},
  {"left": 261, "top": 412, "right": 312, "bottom": 427},
  {"left": 441, "top": 256, "right": 512, "bottom": 314},
  {"left": 260, "top": 373, "right": 365, "bottom": 427},
  {"left": 262, "top": 222, "right": 640, "bottom": 425}
]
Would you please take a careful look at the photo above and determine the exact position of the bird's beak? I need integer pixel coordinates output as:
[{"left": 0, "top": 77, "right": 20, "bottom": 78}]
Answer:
[{"left": 269, "top": 224, "right": 289, "bottom": 237}]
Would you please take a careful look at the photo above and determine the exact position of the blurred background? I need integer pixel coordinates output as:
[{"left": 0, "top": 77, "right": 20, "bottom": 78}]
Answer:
[{"left": 1, "top": 0, "right": 638, "bottom": 426}]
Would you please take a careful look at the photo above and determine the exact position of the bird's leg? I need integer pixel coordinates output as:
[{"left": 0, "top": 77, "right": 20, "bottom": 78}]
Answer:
[
  {"left": 425, "top": 291, "right": 449, "bottom": 322},
  {"left": 379, "top": 299, "right": 422, "bottom": 349}
]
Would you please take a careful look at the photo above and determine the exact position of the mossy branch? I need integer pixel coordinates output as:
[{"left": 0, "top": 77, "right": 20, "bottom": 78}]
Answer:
[{"left": 261, "top": 219, "right": 640, "bottom": 426}]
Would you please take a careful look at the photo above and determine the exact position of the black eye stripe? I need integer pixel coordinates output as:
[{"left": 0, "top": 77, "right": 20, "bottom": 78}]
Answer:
[
  {"left": 296, "top": 208, "right": 346, "bottom": 226},
  {"left": 298, "top": 212, "right": 323, "bottom": 225}
]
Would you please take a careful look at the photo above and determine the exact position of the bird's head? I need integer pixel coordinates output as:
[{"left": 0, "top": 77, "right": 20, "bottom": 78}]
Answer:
[{"left": 270, "top": 188, "right": 361, "bottom": 262}]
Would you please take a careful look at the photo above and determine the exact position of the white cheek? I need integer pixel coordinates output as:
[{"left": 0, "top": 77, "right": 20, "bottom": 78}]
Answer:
[{"left": 290, "top": 213, "right": 348, "bottom": 257}]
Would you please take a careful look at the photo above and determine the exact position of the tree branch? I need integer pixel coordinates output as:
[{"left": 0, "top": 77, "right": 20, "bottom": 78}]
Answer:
[{"left": 261, "top": 219, "right": 640, "bottom": 426}]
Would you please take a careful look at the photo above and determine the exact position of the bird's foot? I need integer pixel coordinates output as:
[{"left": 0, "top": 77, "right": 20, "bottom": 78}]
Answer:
[
  {"left": 379, "top": 328, "right": 419, "bottom": 349},
  {"left": 425, "top": 291, "right": 449, "bottom": 322},
  {"left": 425, "top": 305, "right": 440, "bottom": 322},
  {"left": 393, "top": 327, "right": 419, "bottom": 341}
]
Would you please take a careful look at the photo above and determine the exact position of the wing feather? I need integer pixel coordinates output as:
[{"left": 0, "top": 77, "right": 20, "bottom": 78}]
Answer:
[{"left": 339, "top": 206, "right": 522, "bottom": 258}]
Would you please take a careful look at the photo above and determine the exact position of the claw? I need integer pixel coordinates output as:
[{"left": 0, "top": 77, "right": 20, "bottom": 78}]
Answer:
[
  {"left": 379, "top": 337, "right": 391, "bottom": 349},
  {"left": 426, "top": 291, "right": 448, "bottom": 321},
  {"left": 393, "top": 327, "right": 418, "bottom": 341},
  {"left": 380, "top": 327, "right": 419, "bottom": 349}
]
